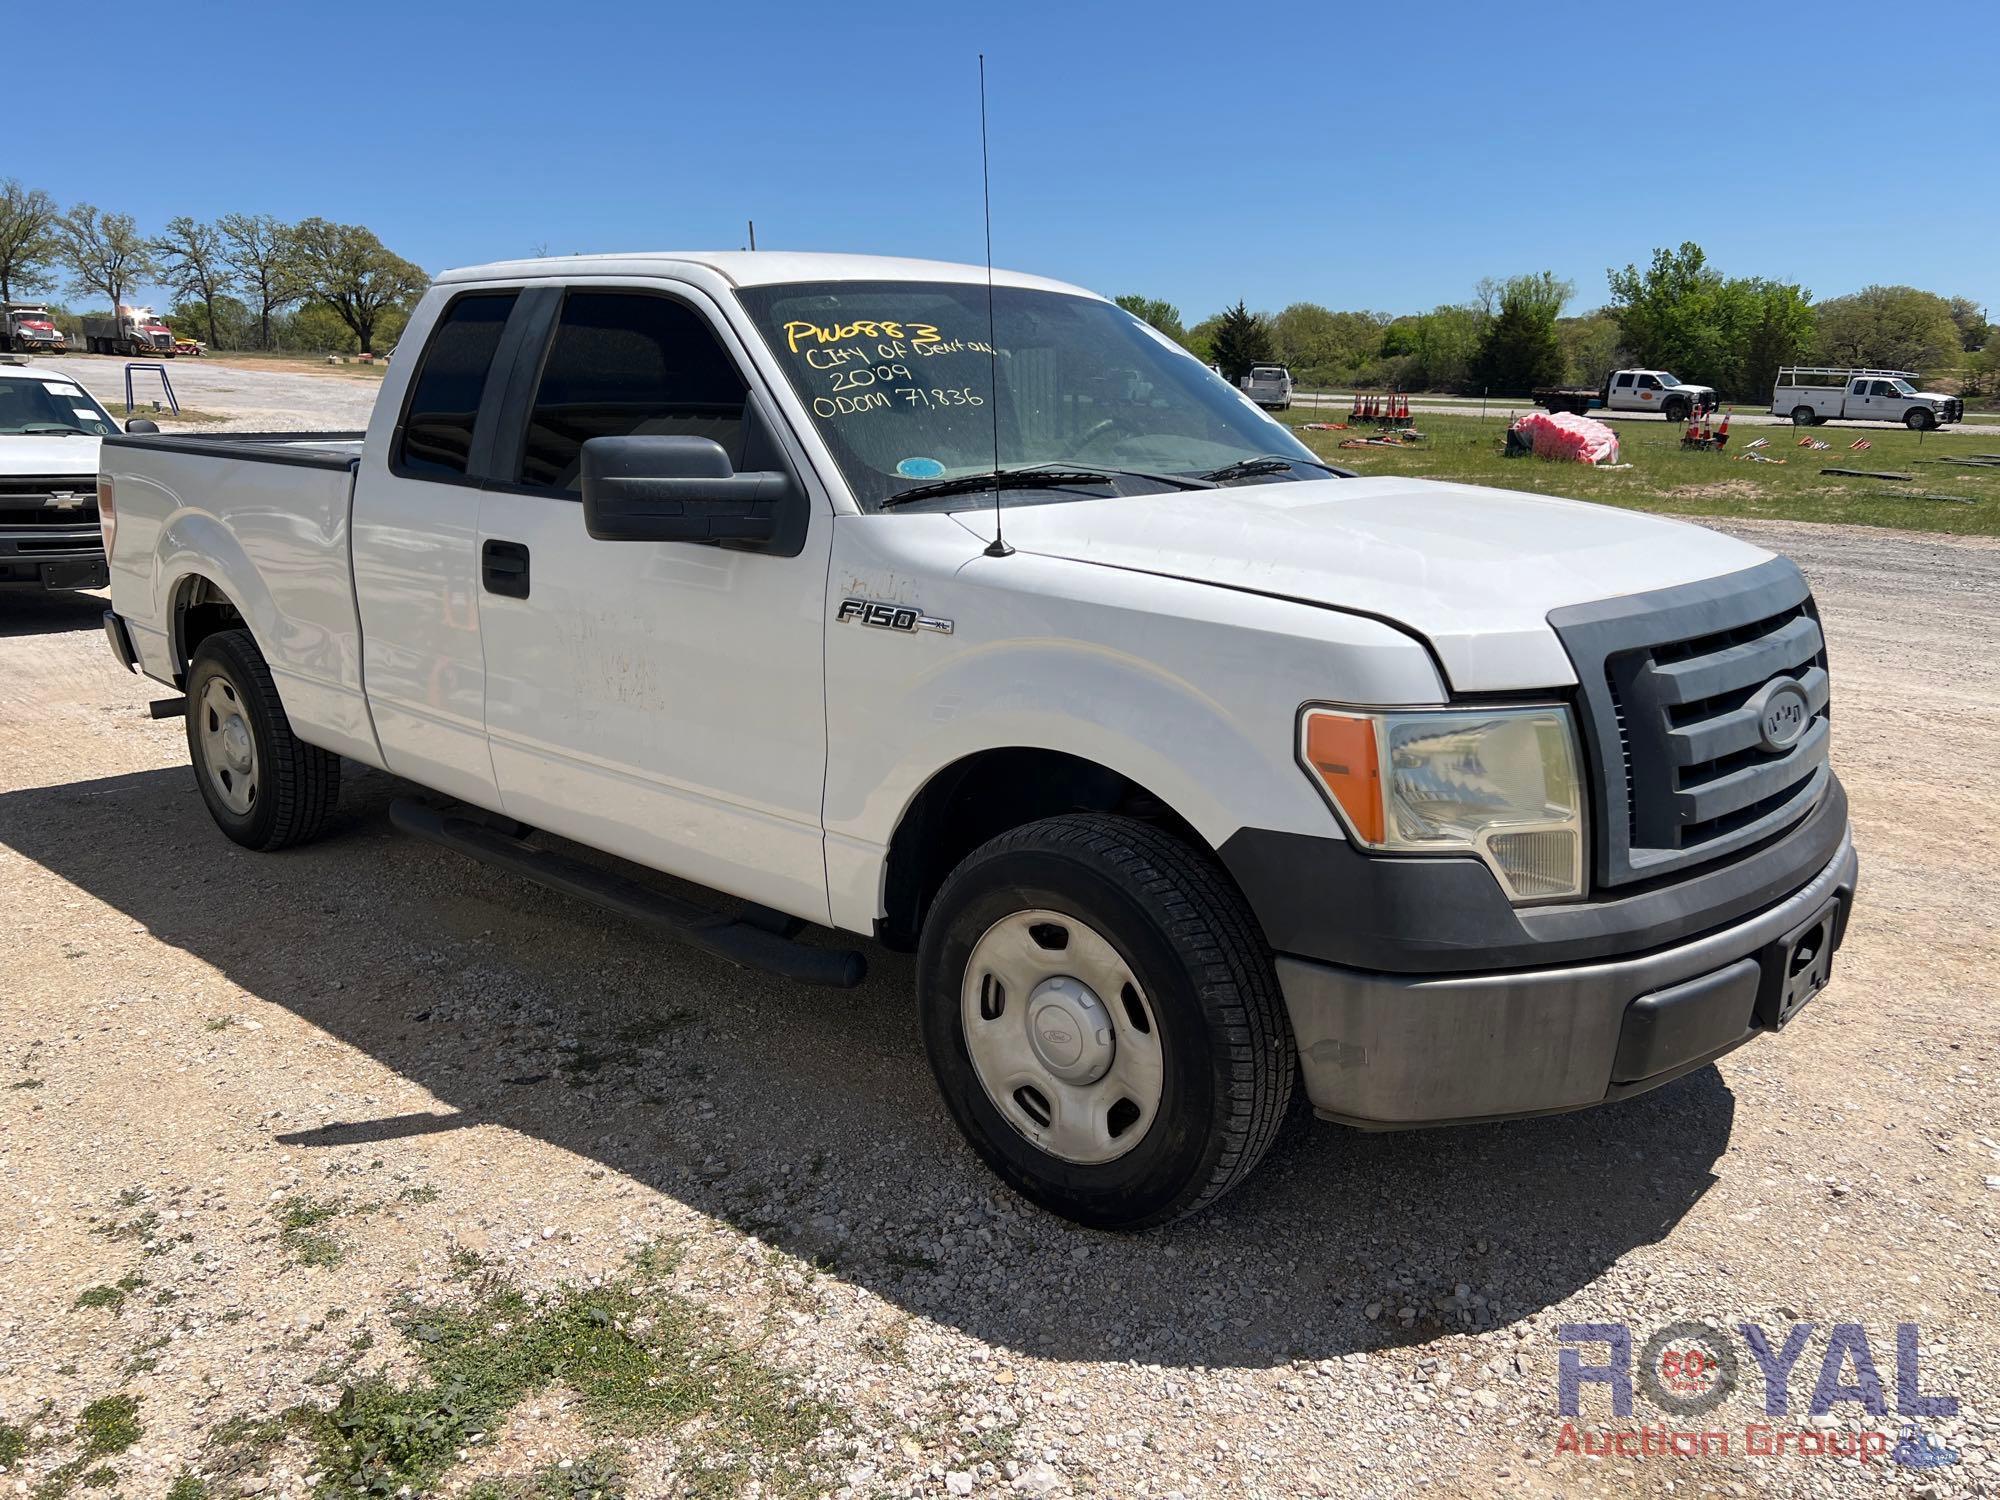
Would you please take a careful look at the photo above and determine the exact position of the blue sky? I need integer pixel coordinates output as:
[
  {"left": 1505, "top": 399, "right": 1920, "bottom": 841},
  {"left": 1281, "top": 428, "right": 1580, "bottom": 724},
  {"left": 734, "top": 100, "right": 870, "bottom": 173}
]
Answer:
[{"left": 25, "top": 0, "right": 1998, "bottom": 323}]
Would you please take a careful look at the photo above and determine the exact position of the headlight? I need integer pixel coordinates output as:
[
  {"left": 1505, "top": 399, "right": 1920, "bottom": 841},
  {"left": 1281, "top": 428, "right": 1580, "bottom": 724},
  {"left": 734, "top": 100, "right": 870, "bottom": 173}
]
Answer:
[{"left": 1299, "top": 705, "right": 1586, "bottom": 903}]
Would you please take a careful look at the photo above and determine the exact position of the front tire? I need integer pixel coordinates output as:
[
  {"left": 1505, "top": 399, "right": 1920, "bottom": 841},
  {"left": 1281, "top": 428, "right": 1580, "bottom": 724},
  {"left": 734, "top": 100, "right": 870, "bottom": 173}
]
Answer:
[
  {"left": 917, "top": 814, "right": 1296, "bottom": 1229},
  {"left": 185, "top": 629, "right": 340, "bottom": 850},
  {"left": 1663, "top": 398, "right": 1690, "bottom": 423},
  {"left": 1905, "top": 407, "right": 1935, "bottom": 431}
]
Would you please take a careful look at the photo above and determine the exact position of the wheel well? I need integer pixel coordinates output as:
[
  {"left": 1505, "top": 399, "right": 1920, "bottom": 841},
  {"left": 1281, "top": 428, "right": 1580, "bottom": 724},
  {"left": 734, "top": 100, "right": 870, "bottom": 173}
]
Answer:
[
  {"left": 877, "top": 748, "right": 1209, "bottom": 951},
  {"left": 172, "top": 576, "right": 247, "bottom": 683}
]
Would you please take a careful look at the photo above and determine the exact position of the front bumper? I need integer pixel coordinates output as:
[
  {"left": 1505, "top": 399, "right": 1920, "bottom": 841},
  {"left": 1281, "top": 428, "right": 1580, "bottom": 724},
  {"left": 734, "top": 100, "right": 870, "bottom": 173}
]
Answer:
[
  {"left": 0, "top": 528, "right": 107, "bottom": 590},
  {"left": 1275, "top": 824, "right": 1857, "bottom": 1127}
]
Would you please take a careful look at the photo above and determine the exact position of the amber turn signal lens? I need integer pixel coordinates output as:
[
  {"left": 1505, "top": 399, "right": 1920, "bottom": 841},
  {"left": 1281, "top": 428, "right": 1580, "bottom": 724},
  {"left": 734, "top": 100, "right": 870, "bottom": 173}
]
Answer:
[{"left": 1302, "top": 711, "right": 1384, "bottom": 845}]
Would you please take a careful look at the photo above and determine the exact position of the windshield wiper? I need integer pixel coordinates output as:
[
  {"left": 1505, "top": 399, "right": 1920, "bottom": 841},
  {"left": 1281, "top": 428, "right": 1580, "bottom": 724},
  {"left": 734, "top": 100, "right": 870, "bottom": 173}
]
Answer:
[
  {"left": 18, "top": 425, "right": 89, "bottom": 437},
  {"left": 881, "top": 468, "right": 1119, "bottom": 508},
  {"left": 880, "top": 462, "right": 1214, "bottom": 509},
  {"left": 1198, "top": 453, "right": 1340, "bottom": 483}
]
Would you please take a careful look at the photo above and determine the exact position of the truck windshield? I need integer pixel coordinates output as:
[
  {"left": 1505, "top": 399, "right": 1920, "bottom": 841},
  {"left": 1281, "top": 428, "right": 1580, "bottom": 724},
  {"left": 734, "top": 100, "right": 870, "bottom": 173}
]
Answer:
[
  {"left": 1655, "top": 373, "right": 1680, "bottom": 388},
  {"left": 1888, "top": 378, "right": 1916, "bottom": 395},
  {"left": 736, "top": 280, "right": 1322, "bottom": 512},
  {"left": 0, "top": 375, "right": 118, "bottom": 437}
]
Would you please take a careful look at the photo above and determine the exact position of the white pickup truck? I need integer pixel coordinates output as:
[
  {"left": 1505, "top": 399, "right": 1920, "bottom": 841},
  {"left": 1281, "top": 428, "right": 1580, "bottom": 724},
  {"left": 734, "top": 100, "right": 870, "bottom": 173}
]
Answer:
[
  {"left": 1771, "top": 367, "right": 1964, "bottom": 430},
  {"left": 1534, "top": 369, "right": 1719, "bottom": 422},
  {"left": 100, "top": 251, "right": 1857, "bottom": 1228}
]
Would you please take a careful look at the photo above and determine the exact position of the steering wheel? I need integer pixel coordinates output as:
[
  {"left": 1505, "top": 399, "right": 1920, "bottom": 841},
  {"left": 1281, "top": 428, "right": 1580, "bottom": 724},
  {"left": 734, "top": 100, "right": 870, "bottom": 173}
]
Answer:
[{"left": 1071, "top": 416, "right": 1136, "bottom": 456}]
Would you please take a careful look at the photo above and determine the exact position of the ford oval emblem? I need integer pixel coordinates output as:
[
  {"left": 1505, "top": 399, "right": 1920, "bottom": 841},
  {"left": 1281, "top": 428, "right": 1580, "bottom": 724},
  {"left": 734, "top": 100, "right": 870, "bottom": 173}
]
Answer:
[{"left": 1752, "top": 678, "right": 1811, "bottom": 752}]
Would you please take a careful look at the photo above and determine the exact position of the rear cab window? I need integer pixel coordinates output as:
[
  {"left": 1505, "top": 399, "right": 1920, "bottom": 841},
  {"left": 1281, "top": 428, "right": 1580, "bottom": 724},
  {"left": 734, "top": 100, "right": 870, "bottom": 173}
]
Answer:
[{"left": 393, "top": 291, "right": 519, "bottom": 479}]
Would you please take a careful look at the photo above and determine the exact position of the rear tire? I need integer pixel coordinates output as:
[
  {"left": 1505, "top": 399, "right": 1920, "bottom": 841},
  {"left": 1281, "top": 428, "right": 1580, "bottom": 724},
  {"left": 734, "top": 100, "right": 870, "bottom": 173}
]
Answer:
[
  {"left": 1904, "top": 407, "right": 1935, "bottom": 431},
  {"left": 185, "top": 629, "right": 340, "bottom": 851},
  {"left": 1790, "top": 406, "right": 1818, "bottom": 426},
  {"left": 917, "top": 814, "right": 1296, "bottom": 1229}
]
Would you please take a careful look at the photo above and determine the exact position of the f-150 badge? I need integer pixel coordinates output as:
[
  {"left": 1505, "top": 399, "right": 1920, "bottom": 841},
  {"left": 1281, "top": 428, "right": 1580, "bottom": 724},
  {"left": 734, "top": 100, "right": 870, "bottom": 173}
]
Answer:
[{"left": 837, "top": 597, "right": 953, "bottom": 635}]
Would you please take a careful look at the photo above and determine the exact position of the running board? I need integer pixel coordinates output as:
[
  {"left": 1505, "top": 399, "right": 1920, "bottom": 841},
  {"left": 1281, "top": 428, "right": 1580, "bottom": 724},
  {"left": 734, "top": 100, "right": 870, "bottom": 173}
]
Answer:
[{"left": 387, "top": 798, "right": 866, "bottom": 989}]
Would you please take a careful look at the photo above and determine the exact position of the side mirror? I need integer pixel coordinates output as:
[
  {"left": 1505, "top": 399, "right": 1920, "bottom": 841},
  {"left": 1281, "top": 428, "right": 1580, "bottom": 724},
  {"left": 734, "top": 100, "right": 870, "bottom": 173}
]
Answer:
[
  {"left": 125, "top": 418, "right": 160, "bottom": 435},
  {"left": 578, "top": 397, "right": 806, "bottom": 554}
]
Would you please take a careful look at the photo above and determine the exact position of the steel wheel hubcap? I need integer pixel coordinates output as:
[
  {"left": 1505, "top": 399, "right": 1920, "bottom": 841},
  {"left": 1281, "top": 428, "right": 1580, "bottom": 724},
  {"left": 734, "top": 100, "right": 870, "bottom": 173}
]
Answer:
[
  {"left": 960, "top": 909, "right": 1164, "bottom": 1165},
  {"left": 198, "top": 674, "right": 258, "bottom": 815}
]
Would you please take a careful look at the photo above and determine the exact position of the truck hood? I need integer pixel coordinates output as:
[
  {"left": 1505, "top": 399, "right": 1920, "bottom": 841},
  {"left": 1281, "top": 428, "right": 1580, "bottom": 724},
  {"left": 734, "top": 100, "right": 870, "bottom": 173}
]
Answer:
[
  {"left": 0, "top": 435, "right": 102, "bottom": 477},
  {"left": 1670, "top": 383, "right": 1716, "bottom": 397},
  {"left": 977, "top": 476, "right": 1775, "bottom": 691}
]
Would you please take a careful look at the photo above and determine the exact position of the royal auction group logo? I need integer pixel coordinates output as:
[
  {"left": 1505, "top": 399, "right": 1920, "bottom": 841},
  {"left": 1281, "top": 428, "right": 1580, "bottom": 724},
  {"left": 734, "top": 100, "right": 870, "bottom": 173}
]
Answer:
[{"left": 1555, "top": 1320, "right": 1959, "bottom": 1469}]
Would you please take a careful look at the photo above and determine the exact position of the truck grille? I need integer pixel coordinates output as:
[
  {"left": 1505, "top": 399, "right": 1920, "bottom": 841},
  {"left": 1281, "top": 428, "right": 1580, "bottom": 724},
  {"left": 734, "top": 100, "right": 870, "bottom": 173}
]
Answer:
[
  {"left": 1550, "top": 558, "right": 1830, "bottom": 888},
  {"left": 0, "top": 475, "right": 100, "bottom": 528}
]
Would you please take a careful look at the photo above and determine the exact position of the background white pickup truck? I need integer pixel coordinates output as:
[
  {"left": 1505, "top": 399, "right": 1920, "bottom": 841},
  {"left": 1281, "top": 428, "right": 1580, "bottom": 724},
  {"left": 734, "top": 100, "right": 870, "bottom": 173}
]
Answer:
[
  {"left": 1772, "top": 366, "right": 1964, "bottom": 429},
  {"left": 101, "top": 251, "right": 1858, "bottom": 1227}
]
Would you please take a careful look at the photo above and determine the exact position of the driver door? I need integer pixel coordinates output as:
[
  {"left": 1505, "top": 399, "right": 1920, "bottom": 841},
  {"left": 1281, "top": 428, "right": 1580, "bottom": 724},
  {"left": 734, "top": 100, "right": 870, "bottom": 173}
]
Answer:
[{"left": 475, "top": 282, "right": 835, "bottom": 923}]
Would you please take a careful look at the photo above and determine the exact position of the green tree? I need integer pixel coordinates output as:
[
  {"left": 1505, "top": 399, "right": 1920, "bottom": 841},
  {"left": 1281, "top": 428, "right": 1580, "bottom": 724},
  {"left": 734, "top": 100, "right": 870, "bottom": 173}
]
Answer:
[
  {"left": 152, "top": 217, "right": 232, "bottom": 349},
  {"left": 220, "top": 213, "right": 308, "bottom": 350},
  {"left": 1607, "top": 243, "right": 1813, "bottom": 400},
  {"left": 0, "top": 180, "right": 60, "bottom": 303},
  {"left": 1606, "top": 242, "right": 1732, "bottom": 380},
  {"left": 169, "top": 293, "right": 251, "bottom": 349},
  {"left": 1208, "top": 301, "right": 1275, "bottom": 384},
  {"left": 1732, "top": 279, "right": 1816, "bottom": 402},
  {"left": 1404, "top": 304, "right": 1487, "bottom": 392},
  {"left": 1557, "top": 312, "right": 1623, "bottom": 388},
  {"left": 1472, "top": 272, "right": 1570, "bottom": 394},
  {"left": 1946, "top": 296, "right": 1991, "bottom": 355},
  {"left": 1183, "top": 314, "right": 1221, "bottom": 364},
  {"left": 1272, "top": 303, "right": 1391, "bottom": 385},
  {"left": 1815, "top": 285, "right": 1969, "bottom": 373},
  {"left": 1113, "top": 294, "right": 1186, "bottom": 343},
  {"left": 53, "top": 203, "right": 154, "bottom": 320},
  {"left": 290, "top": 218, "right": 427, "bottom": 353}
]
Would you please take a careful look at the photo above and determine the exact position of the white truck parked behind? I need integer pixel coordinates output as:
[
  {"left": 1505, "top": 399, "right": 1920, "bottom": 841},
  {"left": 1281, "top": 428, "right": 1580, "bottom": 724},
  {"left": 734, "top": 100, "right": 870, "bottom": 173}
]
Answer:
[
  {"left": 100, "top": 252, "right": 1857, "bottom": 1227},
  {"left": 1, "top": 355, "right": 154, "bottom": 590},
  {"left": 1241, "top": 365, "right": 1293, "bottom": 410},
  {"left": 1771, "top": 367, "right": 1963, "bottom": 429}
]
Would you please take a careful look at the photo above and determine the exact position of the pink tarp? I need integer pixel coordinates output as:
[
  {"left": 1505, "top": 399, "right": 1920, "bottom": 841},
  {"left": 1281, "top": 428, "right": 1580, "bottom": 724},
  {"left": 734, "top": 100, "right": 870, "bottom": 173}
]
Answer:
[{"left": 1509, "top": 410, "right": 1621, "bottom": 465}]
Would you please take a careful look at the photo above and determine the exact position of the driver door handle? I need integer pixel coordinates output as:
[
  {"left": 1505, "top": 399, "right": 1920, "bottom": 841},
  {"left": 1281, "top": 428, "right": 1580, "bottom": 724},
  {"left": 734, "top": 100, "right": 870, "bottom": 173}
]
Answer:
[{"left": 482, "top": 539, "right": 530, "bottom": 599}]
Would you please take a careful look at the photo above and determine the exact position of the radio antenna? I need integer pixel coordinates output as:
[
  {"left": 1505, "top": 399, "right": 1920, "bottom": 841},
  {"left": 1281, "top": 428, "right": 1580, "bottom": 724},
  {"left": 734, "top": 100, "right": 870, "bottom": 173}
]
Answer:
[{"left": 978, "top": 52, "right": 1012, "bottom": 558}]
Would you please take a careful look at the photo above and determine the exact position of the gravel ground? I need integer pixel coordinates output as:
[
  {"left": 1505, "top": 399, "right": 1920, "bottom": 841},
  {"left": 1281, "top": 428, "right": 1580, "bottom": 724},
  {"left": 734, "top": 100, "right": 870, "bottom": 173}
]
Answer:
[
  {"left": 0, "top": 362, "right": 1995, "bottom": 1497},
  {"left": 49, "top": 352, "right": 383, "bottom": 432}
]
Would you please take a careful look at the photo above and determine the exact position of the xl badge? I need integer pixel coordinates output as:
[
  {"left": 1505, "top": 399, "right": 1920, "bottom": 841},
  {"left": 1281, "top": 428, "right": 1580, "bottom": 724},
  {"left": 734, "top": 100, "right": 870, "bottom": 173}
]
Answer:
[{"left": 836, "top": 597, "right": 953, "bottom": 635}]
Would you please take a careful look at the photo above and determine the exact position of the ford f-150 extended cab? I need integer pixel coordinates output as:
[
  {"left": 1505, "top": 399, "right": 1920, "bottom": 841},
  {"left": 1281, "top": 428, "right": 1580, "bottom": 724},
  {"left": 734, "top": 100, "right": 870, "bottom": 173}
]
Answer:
[{"left": 100, "top": 252, "right": 1857, "bottom": 1228}]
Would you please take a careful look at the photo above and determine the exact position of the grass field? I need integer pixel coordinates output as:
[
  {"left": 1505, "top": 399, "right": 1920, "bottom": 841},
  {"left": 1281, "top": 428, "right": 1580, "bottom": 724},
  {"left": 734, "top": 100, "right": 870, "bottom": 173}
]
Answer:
[{"left": 1279, "top": 409, "right": 2000, "bottom": 536}]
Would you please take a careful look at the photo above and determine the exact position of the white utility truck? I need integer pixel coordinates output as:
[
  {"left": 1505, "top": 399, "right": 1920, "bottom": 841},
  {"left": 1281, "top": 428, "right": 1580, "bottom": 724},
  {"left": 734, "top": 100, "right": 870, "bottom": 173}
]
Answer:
[
  {"left": 100, "top": 252, "right": 1857, "bottom": 1227},
  {"left": 1534, "top": 369, "right": 1718, "bottom": 422},
  {"left": 1, "top": 355, "right": 153, "bottom": 590},
  {"left": 1241, "top": 364, "right": 1293, "bottom": 410},
  {"left": 1771, "top": 367, "right": 1963, "bottom": 429}
]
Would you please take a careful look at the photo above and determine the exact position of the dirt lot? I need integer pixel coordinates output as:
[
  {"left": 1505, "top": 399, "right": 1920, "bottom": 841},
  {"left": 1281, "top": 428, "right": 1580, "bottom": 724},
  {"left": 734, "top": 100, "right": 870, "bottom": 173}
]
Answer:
[
  {"left": 48, "top": 353, "right": 382, "bottom": 433},
  {"left": 1, "top": 345, "right": 1996, "bottom": 1498}
]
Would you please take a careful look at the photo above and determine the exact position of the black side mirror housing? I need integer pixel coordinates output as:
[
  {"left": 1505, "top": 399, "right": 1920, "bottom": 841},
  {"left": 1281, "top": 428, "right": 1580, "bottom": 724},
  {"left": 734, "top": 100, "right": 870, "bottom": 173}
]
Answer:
[
  {"left": 125, "top": 418, "right": 160, "bottom": 434},
  {"left": 578, "top": 397, "right": 806, "bottom": 555}
]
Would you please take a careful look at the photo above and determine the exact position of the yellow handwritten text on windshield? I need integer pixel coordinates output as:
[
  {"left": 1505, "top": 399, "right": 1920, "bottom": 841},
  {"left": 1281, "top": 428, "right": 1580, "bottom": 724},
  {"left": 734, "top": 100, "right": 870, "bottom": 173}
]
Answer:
[{"left": 784, "top": 318, "right": 942, "bottom": 353}]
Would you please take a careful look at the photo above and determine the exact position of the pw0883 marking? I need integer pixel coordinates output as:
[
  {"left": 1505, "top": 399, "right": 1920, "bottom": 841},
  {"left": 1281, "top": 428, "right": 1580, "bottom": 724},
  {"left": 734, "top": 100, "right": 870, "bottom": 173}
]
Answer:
[{"left": 836, "top": 597, "right": 954, "bottom": 635}]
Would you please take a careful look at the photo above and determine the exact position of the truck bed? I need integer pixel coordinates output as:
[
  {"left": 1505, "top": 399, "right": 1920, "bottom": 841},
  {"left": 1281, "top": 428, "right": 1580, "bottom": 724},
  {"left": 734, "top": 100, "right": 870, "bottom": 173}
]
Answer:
[{"left": 102, "top": 429, "right": 378, "bottom": 765}]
